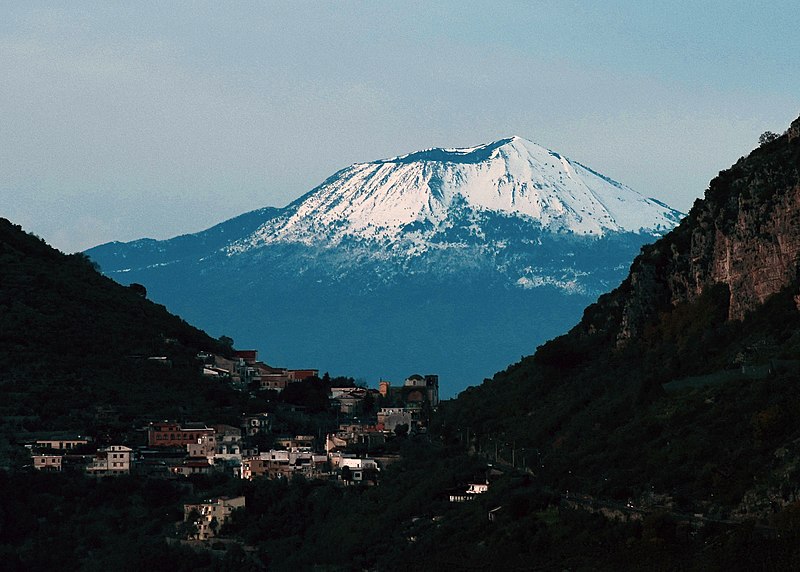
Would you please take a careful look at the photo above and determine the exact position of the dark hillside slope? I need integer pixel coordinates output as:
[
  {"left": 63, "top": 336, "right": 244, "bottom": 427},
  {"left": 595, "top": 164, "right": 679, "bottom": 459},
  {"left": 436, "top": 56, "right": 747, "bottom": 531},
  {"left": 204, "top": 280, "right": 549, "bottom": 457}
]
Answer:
[
  {"left": 442, "top": 115, "right": 800, "bottom": 518},
  {"left": 0, "top": 218, "right": 240, "bottom": 432}
]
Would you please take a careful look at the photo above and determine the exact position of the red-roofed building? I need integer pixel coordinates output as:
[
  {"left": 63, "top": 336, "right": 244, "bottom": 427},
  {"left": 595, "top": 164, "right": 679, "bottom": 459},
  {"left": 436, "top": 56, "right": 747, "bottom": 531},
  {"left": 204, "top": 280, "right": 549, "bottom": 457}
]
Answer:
[
  {"left": 171, "top": 459, "right": 214, "bottom": 476},
  {"left": 288, "top": 369, "right": 319, "bottom": 381},
  {"left": 234, "top": 350, "right": 258, "bottom": 364}
]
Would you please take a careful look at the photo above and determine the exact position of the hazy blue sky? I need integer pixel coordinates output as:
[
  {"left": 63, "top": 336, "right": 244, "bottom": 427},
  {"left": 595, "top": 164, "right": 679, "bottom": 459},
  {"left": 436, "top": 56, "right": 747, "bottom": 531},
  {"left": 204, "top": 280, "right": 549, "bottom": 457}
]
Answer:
[{"left": 2, "top": 1, "right": 798, "bottom": 253}]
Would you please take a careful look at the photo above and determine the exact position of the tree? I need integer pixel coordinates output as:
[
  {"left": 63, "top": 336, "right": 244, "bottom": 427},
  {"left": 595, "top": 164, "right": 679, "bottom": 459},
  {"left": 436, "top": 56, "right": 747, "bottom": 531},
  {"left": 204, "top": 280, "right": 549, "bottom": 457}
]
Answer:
[
  {"left": 218, "top": 335, "right": 235, "bottom": 351},
  {"left": 759, "top": 131, "right": 779, "bottom": 146},
  {"left": 177, "top": 509, "right": 200, "bottom": 539},
  {"left": 280, "top": 377, "right": 330, "bottom": 412},
  {"left": 362, "top": 391, "right": 375, "bottom": 415},
  {"left": 128, "top": 283, "right": 147, "bottom": 298}
]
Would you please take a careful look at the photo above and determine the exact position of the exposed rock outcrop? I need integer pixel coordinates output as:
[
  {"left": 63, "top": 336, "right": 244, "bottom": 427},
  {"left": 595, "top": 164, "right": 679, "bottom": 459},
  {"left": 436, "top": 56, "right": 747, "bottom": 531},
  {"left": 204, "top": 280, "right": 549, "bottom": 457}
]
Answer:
[
  {"left": 572, "top": 114, "right": 800, "bottom": 344},
  {"left": 788, "top": 116, "right": 800, "bottom": 144}
]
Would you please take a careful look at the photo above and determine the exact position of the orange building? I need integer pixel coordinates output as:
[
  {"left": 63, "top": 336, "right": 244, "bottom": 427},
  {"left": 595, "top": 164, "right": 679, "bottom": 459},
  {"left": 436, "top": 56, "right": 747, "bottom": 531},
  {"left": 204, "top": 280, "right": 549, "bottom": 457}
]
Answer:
[
  {"left": 287, "top": 369, "right": 318, "bottom": 381},
  {"left": 147, "top": 422, "right": 214, "bottom": 447}
]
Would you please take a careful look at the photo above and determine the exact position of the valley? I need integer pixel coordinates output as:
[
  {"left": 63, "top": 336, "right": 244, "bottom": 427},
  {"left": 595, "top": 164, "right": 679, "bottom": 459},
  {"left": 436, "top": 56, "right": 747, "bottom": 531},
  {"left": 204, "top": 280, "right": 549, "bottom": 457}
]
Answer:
[
  {"left": 86, "top": 137, "right": 682, "bottom": 397},
  {"left": 2, "top": 116, "right": 800, "bottom": 569}
]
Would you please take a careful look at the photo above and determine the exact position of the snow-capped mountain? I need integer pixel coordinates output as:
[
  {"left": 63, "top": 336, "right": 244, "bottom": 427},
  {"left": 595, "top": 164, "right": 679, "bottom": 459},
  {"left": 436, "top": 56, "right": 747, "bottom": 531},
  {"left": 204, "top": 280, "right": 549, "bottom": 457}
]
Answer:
[
  {"left": 86, "top": 136, "right": 683, "bottom": 397},
  {"left": 230, "top": 136, "right": 679, "bottom": 252}
]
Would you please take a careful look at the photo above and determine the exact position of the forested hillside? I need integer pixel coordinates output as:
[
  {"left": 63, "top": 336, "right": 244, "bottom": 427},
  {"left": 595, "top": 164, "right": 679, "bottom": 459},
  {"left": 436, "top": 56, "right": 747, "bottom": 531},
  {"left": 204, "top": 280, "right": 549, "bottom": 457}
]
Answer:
[
  {"left": 441, "top": 117, "right": 800, "bottom": 521},
  {"left": 0, "top": 218, "right": 244, "bottom": 436}
]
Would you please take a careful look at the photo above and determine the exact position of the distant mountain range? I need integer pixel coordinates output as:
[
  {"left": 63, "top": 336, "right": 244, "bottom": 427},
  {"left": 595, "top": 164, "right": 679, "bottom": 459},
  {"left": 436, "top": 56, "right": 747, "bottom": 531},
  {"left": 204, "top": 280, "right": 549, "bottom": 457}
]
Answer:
[{"left": 86, "top": 136, "right": 683, "bottom": 396}]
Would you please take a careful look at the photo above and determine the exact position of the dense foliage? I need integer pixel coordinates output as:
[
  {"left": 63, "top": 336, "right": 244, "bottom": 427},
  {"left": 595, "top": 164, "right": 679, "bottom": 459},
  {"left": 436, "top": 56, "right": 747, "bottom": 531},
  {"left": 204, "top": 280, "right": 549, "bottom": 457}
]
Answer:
[
  {"left": 5, "top": 443, "right": 800, "bottom": 571},
  {"left": 0, "top": 470, "right": 264, "bottom": 572},
  {"left": 0, "top": 218, "right": 264, "bottom": 461},
  {"left": 440, "top": 278, "right": 800, "bottom": 508}
]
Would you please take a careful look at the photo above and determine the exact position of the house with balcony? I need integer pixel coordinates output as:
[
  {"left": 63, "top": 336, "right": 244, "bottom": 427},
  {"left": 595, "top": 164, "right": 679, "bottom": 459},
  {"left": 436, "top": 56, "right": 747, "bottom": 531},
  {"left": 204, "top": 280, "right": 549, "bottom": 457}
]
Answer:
[
  {"left": 183, "top": 496, "right": 246, "bottom": 541},
  {"left": 186, "top": 434, "right": 217, "bottom": 460},
  {"left": 32, "top": 454, "right": 62, "bottom": 472},
  {"left": 86, "top": 445, "right": 132, "bottom": 477},
  {"left": 241, "top": 448, "right": 327, "bottom": 480},
  {"left": 241, "top": 413, "right": 271, "bottom": 437}
]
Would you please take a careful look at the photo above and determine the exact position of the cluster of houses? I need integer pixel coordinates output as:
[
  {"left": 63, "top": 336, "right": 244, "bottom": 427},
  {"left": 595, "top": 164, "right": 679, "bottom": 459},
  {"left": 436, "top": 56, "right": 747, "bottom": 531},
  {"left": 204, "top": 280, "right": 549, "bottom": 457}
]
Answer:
[
  {"left": 25, "top": 346, "right": 448, "bottom": 540},
  {"left": 22, "top": 356, "right": 502, "bottom": 542},
  {"left": 201, "top": 349, "right": 440, "bottom": 410},
  {"left": 26, "top": 364, "right": 441, "bottom": 486},
  {"left": 331, "top": 374, "right": 440, "bottom": 421},
  {"left": 27, "top": 436, "right": 133, "bottom": 477},
  {"left": 26, "top": 417, "right": 348, "bottom": 483},
  {"left": 198, "top": 349, "right": 317, "bottom": 392},
  {"left": 26, "top": 417, "right": 409, "bottom": 496}
]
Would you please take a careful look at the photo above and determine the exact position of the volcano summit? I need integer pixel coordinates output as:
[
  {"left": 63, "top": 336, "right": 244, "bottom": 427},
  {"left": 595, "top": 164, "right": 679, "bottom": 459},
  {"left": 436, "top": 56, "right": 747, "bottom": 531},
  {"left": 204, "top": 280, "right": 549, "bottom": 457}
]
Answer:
[{"left": 87, "top": 136, "right": 683, "bottom": 396}]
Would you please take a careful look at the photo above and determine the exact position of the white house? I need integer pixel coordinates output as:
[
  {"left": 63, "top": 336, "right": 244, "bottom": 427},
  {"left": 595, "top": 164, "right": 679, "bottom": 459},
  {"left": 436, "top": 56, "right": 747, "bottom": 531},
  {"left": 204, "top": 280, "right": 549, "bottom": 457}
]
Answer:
[
  {"left": 86, "top": 445, "right": 132, "bottom": 476},
  {"left": 450, "top": 482, "right": 489, "bottom": 502}
]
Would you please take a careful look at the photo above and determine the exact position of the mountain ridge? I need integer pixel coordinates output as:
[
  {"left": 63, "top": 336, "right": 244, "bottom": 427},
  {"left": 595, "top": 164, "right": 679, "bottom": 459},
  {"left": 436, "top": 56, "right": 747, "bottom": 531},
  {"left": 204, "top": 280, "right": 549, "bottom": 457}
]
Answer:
[{"left": 225, "top": 135, "right": 681, "bottom": 256}]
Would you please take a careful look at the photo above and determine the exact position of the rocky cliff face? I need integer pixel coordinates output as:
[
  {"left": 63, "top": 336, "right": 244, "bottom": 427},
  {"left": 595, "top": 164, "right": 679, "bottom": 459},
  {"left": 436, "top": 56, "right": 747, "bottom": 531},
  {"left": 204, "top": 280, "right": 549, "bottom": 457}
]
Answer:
[
  {"left": 575, "top": 114, "right": 800, "bottom": 344},
  {"left": 701, "top": 180, "right": 800, "bottom": 320}
]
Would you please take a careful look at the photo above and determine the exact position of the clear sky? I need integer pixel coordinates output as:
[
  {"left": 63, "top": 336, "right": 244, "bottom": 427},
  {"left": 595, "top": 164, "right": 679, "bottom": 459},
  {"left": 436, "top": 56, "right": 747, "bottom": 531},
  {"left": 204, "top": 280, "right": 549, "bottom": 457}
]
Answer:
[{"left": 2, "top": 1, "right": 798, "bottom": 253}]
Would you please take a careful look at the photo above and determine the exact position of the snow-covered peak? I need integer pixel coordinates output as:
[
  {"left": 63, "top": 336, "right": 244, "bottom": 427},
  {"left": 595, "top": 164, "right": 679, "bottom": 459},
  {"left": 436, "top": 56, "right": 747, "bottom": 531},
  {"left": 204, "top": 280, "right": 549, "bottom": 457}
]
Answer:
[
  {"left": 375, "top": 137, "right": 516, "bottom": 165},
  {"left": 229, "top": 136, "right": 683, "bottom": 253}
]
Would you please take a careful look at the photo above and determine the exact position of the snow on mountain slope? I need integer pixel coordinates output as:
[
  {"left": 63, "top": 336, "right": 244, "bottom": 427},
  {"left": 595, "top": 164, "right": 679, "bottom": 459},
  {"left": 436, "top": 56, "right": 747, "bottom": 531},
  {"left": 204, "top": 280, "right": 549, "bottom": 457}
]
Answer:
[{"left": 228, "top": 136, "right": 682, "bottom": 254}]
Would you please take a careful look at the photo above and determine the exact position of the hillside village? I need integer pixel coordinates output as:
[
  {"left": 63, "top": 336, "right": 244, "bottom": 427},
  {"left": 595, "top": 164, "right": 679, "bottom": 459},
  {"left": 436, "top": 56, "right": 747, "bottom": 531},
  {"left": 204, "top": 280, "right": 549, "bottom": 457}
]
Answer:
[
  {"left": 7, "top": 119, "right": 800, "bottom": 570},
  {"left": 20, "top": 347, "right": 462, "bottom": 541}
]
